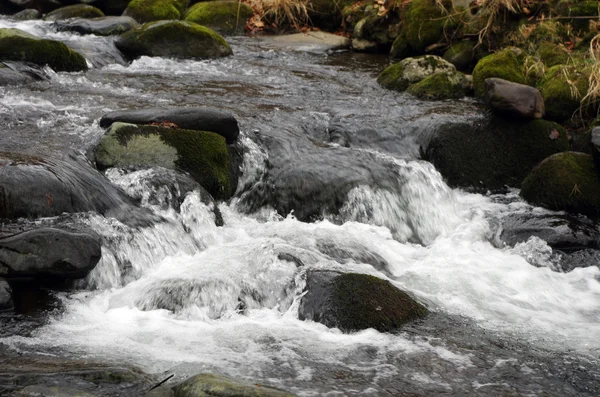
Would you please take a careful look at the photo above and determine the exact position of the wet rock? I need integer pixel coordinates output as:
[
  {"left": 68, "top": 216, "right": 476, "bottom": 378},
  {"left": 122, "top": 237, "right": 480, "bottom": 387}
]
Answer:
[
  {"left": 116, "top": 20, "right": 232, "bottom": 61},
  {"left": 0, "top": 61, "right": 48, "bottom": 85},
  {"left": 472, "top": 47, "right": 528, "bottom": 98},
  {"left": 559, "top": 248, "right": 600, "bottom": 272},
  {"left": 270, "top": 31, "right": 351, "bottom": 52},
  {"left": 499, "top": 213, "right": 600, "bottom": 252},
  {"left": 10, "top": 8, "right": 42, "bottom": 20},
  {"left": 377, "top": 55, "right": 456, "bottom": 92},
  {"left": 407, "top": 71, "right": 470, "bottom": 100},
  {"left": 443, "top": 41, "right": 476, "bottom": 71},
  {"left": 298, "top": 271, "right": 427, "bottom": 333},
  {"left": 0, "top": 278, "right": 13, "bottom": 310},
  {"left": 424, "top": 117, "right": 569, "bottom": 192},
  {"left": 0, "top": 153, "right": 151, "bottom": 225},
  {"left": 521, "top": 152, "right": 600, "bottom": 216},
  {"left": 56, "top": 16, "right": 138, "bottom": 36},
  {"left": 0, "top": 227, "right": 101, "bottom": 280},
  {"left": 15, "top": 385, "right": 97, "bottom": 396},
  {"left": 95, "top": 123, "right": 232, "bottom": 199},
  {"left": 43, "top": 4, "right": 104, "bottom": 21},
  {"left": 0, "top": 28, "right": 87, "bottom": 72},
  {"left": 484, "top": 78, "right": 545, "bottom": 119},
  {"left": 184, "top": 1, "right": 253, "bottom": 35},
  {"left": 173, "top": 373, "right": 296, "bottom": 397},
  {"left": 591, "top": 127, "right": 600, "bottom": 170},
  {"left": 124, "top": 0, "right": 188, "bottom": 23},
  {"left": 99, "top": 106, "right": 239, "bottom": 144},
  {"left": 538, "top": 65, "right": 590, "bottom": 122}
]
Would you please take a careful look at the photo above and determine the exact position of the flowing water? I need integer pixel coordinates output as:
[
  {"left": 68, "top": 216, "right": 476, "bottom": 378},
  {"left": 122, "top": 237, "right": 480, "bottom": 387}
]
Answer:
[{"left": 1, "top": 18, "right": 600, "bottom": 396}]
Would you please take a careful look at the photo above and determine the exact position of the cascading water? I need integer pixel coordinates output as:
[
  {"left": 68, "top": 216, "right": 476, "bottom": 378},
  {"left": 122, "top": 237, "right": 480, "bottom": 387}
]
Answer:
[{"left": 1, "top": 17, "right": 599, "bottom": 397}]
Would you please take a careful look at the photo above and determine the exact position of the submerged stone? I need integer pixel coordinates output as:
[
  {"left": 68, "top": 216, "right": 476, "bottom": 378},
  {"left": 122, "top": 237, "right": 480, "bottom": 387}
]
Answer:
[{"left": 56, "top": 16, "right": 139, "bottom": 36}]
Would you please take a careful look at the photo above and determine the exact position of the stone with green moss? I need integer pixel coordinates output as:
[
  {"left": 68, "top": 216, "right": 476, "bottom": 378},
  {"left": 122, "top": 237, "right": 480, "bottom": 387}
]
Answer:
[
  {"left": 425, "top": 116, "right": 570, "bottom": 191},
  {"left": 116, "top": 20, "right": 232, "bottom": 60},
  {"left": 124, "top": 0, "right": 189, "bottom": 23},
  {"left": 389, "top": 32, "right": 413, "bottom": 59},
  {"left": 472, "top": 47, "right": 527, "bottom": 97},
  {"left": 43, "top": 4, "right": 105, "bottom": 21},
  {"left": 407, "top": 71, "right": 469, "bottom": 100},
  {"left": 174, "top": 373, "right": 296, "bottom": 397},
  {"left": 538, "top": 64, "right": 590, "bottom": 122},
  {"left": 299, "top": 271, "right": 428, "bottom": 333},
  {"left": 443, "top": 40, "right": 475, "bottom": 71},
  {"left": 537, "top": 42, "right": 569, "bottom": 68},
  {"left": 184, "top": 1, "right": 253, "bottom": 35},
  {"left": 377, "top": 55, "right": 456, "bottom": 92},
  {"left": 95, "top": 122, "right": 232, "bottom": 199},
  {"left": 402, "top": 0, "right": 454, "bottom": 53},
  {"left": 0, "top": 28, "right": 87, "bottom": 72},
  {"left": 521, "top": 152, "right": 600, "bottom": 216}
]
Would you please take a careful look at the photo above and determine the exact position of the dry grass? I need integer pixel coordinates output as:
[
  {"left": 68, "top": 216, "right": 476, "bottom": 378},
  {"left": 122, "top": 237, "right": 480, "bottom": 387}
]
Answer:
[
  {"left": 246, "top": 0, "right": 310, "bottom": 30},
  {"left": 475, "top": 0, "right": 529, "bottom": 45},
  {"left": 581, "top": 33, "right": 600, "bottom": 117}
]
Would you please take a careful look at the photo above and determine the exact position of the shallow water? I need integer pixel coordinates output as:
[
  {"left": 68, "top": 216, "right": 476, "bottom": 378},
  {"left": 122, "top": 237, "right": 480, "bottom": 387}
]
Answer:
[{"left": 1, "top": 18, "right": 599, "bottom": 396}]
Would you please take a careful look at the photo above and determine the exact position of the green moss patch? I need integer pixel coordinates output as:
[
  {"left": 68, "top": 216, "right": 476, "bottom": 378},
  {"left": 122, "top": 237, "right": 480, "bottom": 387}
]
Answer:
[
  {"left": 0, "top": 28, "right": 87, "bottom": 72},
  {"left": 407, "top": 71, "right": 469, "bottom": 100},
  {"left": 472, "top": 47, "right": 527, "bottom": 97},
  {"left": 403, "top": 0, "right": 454, "bottom": 52},
  {"left": 124, "top": 0, "right": 189, "bottom": 23},
  {"left": 538, "top": 64, "right": 590, "bottom": 122},
  {"left": 377, "top": 62, "right": 408, "bottom": 91},
  {"left": 95, "top": 123, "right": 232, "bottom": 199},
  {"left": 537, "top": 42, "right": 569, "bottom": 68},
  {"left": 184, "top": 1, "right": 253, "bottom": 35},
  {"left": 521, "top": 152, "right": 600, "bottom": 216}
]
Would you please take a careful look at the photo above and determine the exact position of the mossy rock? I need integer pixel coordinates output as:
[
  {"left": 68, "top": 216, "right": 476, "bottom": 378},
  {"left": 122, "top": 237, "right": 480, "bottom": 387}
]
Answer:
[
  {"left": 527, "top": 21, "right": 572, "bottom": 45},
  {"left": 402, "top": 0, "right": 454, "bottom": 53},
  {"left": 377, "top": 55, "right": 456, "bottom": 92},
  {"left": 184, "top": 1, "right": 253, "bottom": 35},
  {"left": 537, "top": 42, "right": 569, "bottom": 68},
  {"left": 407, "top": 71, "right": 469, "bottom": 100},
  {"left": 43, "top": 4, "right": 105, "bottom": 21},
  {"left": 443, "top": 40, "right": 475, "bottom": 71},
  {"left": 299, "top": 271, "right": 428, "bottom": 333},
  {"left": 0, "top": 28, "right": 87, "bottom": 72},
  {"left": 389, "top": 32, "right": 413, "bottom": 59},
  {"left": 472, "top": 47, "right": 527, "bottom": 97},
  {"left": 538, "top": 64, "right": 590, "bottom": 122},
  {"left": 521, "top": 152, "right": 600, "bottom": 216},
  {"left": 94, "top": 122, "right": 232, "bottom": 199},
  {"left": 174, "top": 373, "right": 296, "bottom": 397},
  {"left": 124, "top": 0, "right": 189, "bottom": 23},
  {"left": 353, "top": 14, "right": 400, "bottom": 49},
  {"left": 115, "top": 20, "right": 232, "bottom": 60},
  {"left": 424, "top": 117, "right": 570, "bottom": 191}
]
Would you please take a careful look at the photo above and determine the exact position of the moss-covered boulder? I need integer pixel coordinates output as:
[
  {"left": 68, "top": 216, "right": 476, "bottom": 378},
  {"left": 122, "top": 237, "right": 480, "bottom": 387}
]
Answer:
[
  {"left": 407, "top": 71, "right": 469, "bottom": 100},
  {"left": 0, "top": 28, "right": 87, "bottom": 72},
  {"left": 472, "top": 47, "right": 528, "bottom": 97},
  {"left": 298, "top": 271, "right": 428, "bottom": 333},
  {"left": 56, "top": 16, "right": 139, "bottom": 36},
  {"left": 521, "top": 152, "right": 600, "bottom": 216},
  {"left": 174, "top": 373, "right": 296, "bottom": 397},
  {"left": 43, "top": 4, "right": 105, "bottom": 21},
  {"left": 10, "top": 9, "right": 42, "bottom": 21},
  {"left": 443, "top": 40, "right": 476, "bottom": 71},
  {"left": 377, "top": 55, "right": 456, "bottom": 92},
  {"left": 184, "top": 1, "right": 253, "bottom": 35},
  {"left": 94, "top": 122, "right": 232, "bottom": 199},
  {"left": 424, "top": 117, "right": 570, "bottom": 191},
  {"left": 401, "top": 0, "right": 454, "bottom": 53},
  {"left": 538, "top": 64, "right": 590, "bottom": 122},
  {"left": 537, "top": 42, "right": 569, "bottom": 68},
  {"left": 124, "top": 0, "right": 189, "bottom": 23},
  {"left": 115, "top": 20, "right": 232, "bottom": 60}
]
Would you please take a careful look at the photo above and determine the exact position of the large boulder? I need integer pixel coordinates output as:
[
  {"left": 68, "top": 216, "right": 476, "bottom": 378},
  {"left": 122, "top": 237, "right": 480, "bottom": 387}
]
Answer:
[
  {"left": 43, "top": 4, "right": 104, "bottom": 21},
  {"left": 0, "top": 28, "right": 87, "bottom": 72},
  {"left": 521, "top": 152, "right": 600, "bottom": 216},
  {"left": 99, "top": 106, "right": 239, "bottom": 144},
  {"left": 298, "top": 271, "right": 428, "bottom": 333},
  {"left": 56, "top": 16, "right": 138, "bottom": 36},
  {"left": 377, "top": 55, "right": 456, "bottom": 92},
  {"left": 10, "top": 9, "right": 42, "bottom": 20},
  {"left": 123, "top": 0, "right": 188, "bottom": 23},
  {"left": 94, "top": 123, "right": 232, "bottom": 199},
  {"left": 484, "top": 78, "right": 545, "bottom": 119},
  {"left": 0, "top": 278, "right": 13, "bottom": 310},
  {"left": 472, "top": 47, "right": 528, "bottom": 97},
  {"left": 174, "top": 373, "right": 296, "bottom": 397},
  {"left": 400, "top": 0, "right": 453, "bottom": 53},
  {"left": 0, "top": 227, "right": 101, "bottom": 280},
  {"left": 424, "top": 117, "right": 569, "bottom": 191},
  {"left": 406, "top": 71, "right": 469, "bottom": 100},
  {"left": 538, "top": 64, "right": 590, "bottom": 122},
  {"left": 184, "top": 1, "right": 253, "bottom": 35},
  {"left": 115, "top": 20, "right": 232, "bottom": 60}
]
